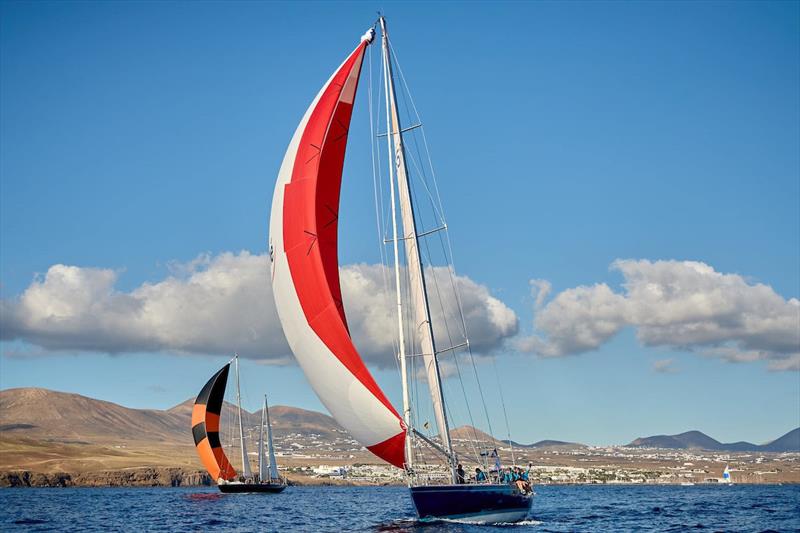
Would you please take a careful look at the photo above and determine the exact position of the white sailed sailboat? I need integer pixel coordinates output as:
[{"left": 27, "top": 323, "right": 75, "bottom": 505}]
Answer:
[{"left": 269, "top": 17, "right": 532, "bottom": 522}]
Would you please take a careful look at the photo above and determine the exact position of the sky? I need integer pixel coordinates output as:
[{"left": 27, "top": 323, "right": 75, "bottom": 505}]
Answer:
[{"left": 1, "top": 0, "right": 798, "bottom": 447}]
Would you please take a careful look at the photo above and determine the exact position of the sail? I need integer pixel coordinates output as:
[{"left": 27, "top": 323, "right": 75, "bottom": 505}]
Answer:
[
  {"left": 192, "top": 364, "right": 237, "bottom": 482},
  {"left": 265, "top": 395, "right": 279, "bottom": 480},
  {"left": 258, "top": 398, "right": 266, "bottom": 481},
  {"left": 269, "top": 31, "right": 407, "bottom": 469},
  {"left": 233, "top": 356, "right": 252, "bottom": 478},
  {"left": 381, "top": 22, "right": 452, "bottom": 463}
]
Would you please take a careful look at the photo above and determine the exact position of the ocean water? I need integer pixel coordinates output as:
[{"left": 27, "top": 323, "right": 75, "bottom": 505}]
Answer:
[{"left": 1, "top": 484, "right": 798, "bottom": 532}]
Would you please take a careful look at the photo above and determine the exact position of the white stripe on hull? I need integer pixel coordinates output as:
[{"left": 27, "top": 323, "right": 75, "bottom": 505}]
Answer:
[{"left": 426, "top": 509, "right": 532, "bottom": 524}]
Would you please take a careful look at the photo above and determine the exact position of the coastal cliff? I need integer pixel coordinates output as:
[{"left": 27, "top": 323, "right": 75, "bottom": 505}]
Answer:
[{"left": 0, "top": 468, "right": 212, "bottom": 488}]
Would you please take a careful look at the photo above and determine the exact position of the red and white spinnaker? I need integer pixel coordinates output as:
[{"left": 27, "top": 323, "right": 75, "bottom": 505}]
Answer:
[{"left": 268, "top": 30, "right": 406, "bottom": 469}]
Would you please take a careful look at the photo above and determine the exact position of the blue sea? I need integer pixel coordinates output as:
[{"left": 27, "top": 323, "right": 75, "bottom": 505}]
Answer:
[{"left": 1, "top": 485, "right": 798, "bottom": 532}]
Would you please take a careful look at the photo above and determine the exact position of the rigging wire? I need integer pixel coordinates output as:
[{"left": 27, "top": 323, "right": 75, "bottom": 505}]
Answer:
[
  {"left": 392, "top": 40, "right": 520, "bottom": 466},
  {"left": 373, "top": 31, "right": 521, "bottom": 475},
  {"left": 370, "top": 37, "right": 427, "bottom": 472},
  {"left": 388, "top": 38, "right": 502, "bottom": 461},
  {"left": 407, "top": 169, "right": 484, "bottom": 464},
  {"left": 493, "top": 356, "right": 517, "bottom": 466},
  {"left": 368, "top": 33, "right": 401, "bottom": 384}
]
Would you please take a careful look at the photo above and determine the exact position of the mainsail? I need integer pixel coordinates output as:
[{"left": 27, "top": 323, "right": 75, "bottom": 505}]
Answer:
[
  {"left": 258, "top": 394, "right": 279, "bottom": 481},
  {"left": 265, "top": 395, "right": 279, "bottom": 480},
  {"left": 269, "top": 30, "right": 406, "bottom": 468},
  {"left": 379, "top": 17, "right": 453, "bottom": 471},
  {"left": 192, "top": 364, "right": 237, "bottom": 482}
]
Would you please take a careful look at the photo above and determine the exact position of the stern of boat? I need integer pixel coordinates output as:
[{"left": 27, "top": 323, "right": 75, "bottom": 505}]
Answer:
[{"left": 409, "top": 484, "right": 533, "bottom": 523}]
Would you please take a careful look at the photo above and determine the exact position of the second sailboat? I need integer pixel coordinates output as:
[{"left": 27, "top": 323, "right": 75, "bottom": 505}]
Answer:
[{"left": 191, "top": 354, "right": 287, "bottom": 493}]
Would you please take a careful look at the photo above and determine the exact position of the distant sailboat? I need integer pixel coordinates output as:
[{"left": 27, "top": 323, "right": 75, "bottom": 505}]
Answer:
[
  {"left": 269, "top": 16, "right": 532, "bottom": 523},
  {"left": 722, "top": 464, "right": 731, "bottom": 484},
  {"left": 191, "top": 354, "right": 287, "bottom": 493}
]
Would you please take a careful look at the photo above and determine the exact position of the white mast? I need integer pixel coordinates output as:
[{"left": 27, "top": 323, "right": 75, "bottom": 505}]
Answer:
[
  {"left": 379, "top": 16, "right": 413, "bottom": 474},
  {"left": 265, "top": 394, "right": 279, "bottom": 480},
  {"left": 379, "top": 16, "right": 455, "bottom": 483},
  {"left": 234, "top": 354, "right": 252, "bottom": 479},
  {"left": 258, "top": 395, "right": 266, "bottom": 481}
]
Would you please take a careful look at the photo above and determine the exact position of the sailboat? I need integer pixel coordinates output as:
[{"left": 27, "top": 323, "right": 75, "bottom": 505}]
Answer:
[
  {"left": 269, "top": 17, "right": 532, "bottom": 522},
  {"left": 722, "top": 464, "right": 732, "bottom": 484},
  {"left": 191, "top": 354, "right": 287, "bottom": 493}
]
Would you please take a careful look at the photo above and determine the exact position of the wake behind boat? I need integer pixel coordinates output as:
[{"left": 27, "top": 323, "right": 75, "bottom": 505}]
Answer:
[
  {"left": 191, "top": 354, "right": 287, "bottom": 493},
  {"left": 269, "top": 15, "right": 531, "bottom": 523}
]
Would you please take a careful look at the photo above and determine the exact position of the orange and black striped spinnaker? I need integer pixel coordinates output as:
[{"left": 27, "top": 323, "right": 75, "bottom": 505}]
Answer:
[{"left": 192, "top": 364, "right": 237, "bottom": 482}]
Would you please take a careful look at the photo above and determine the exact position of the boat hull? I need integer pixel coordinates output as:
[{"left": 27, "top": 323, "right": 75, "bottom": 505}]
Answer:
[
  {"left": 218, "top": 483, "right": 287, "bottom": 494},
  {"left": 410, "top": 484, "right": 532, "bottom": 523}
]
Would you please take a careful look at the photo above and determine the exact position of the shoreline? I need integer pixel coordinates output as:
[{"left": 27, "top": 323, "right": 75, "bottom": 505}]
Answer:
[{"left": 1, "top": 468, "right": 795, "bottom": 488}]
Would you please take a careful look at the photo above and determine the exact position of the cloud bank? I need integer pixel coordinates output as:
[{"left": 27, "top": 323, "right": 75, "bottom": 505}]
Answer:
[
  {"left": 3, "top": 255, "right": 796, "bottom": 372},
  {"left": 517, "top": 259, "right": 800, "bottom": 371},
  {"left": 0, "top": 252, "right": 518, "bottom": 367}
]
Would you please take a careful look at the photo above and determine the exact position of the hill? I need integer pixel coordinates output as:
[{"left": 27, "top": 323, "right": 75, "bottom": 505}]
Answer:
[
  {"left": 528, "top": 439, "right": 582, "bottom": 448},
  {"left": 0, "top": 388, "right": 186, "bottom": 444},
  {"left": 449, "top": 425, "right": 585, "bottom": 449},
  {"left": 762, "top": 427, "right": 800, "bottom": 453},
  {"left": 164, "top": 398, "right": 345, "bottom": 440},
  {"left": 0, "top": 387, "right": 352, "bottom": 474},
  {"left": 627, "top": 428, "right": 800, "bottom": 452},
  {"left": 0, "top": 388, "right": 347, "bottom": 445},
  {"left": 449, "top": 425, "right": 498, "bottom": 445},
  {"left": 2, "top": 387, "right": 797, "bottom": 478}
]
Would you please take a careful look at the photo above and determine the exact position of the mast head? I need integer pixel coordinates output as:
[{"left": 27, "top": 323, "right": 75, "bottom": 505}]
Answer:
[{"left": 361, "top": 27, "right": 375, "bottom": 44}]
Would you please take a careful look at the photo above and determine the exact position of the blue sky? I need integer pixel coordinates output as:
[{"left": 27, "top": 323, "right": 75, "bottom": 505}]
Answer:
[{"left": 1, "top": 1, "right": 798, "bottom": 446}]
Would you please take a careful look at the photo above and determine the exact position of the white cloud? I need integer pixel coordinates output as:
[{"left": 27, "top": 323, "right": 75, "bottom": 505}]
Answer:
[
  {"left": 515, "top": 282, "right": 627, "bottom": 357},
  {"left": 529, "top": 279, "right": 552, "bottom": 310},
  {"left": 0, "top": 252, "right": 518, "bottom": 368},
  {"left": 1, "top": 252, "right": 282, "bottom": 358},
  {"left": 517, "top": 259, "right": 800, "bottom": 371},
  {"left": 766, "top": 354, "right": 800, "bottom": 372},
  {"left": 652, "top": 358, "right": 677, "bottom": 374}
]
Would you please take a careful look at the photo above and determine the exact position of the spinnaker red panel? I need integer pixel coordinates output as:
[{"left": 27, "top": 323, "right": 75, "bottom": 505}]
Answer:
[
  {"left": 269, "top": 32, "right": 406, "bottom": 469},
  {"left": 192, "top": 364, "right": 237, "bottom": 481}
]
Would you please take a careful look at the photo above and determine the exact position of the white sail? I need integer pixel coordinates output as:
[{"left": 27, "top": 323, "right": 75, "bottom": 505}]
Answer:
[
  {"left": 234, "top": 355, "right": 252, "bottom": 478},
  {"left": 258, "top": 396, "right": 266, "bottom": 481},
  {"left": 380, "top": 17, "right": 454, "bottom": 475},
  {"left": 265, "top": 395, "right": 279, "bottom": 480}
]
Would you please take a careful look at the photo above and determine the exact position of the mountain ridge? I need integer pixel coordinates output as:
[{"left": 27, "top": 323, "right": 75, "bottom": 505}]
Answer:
[
  {"left": 1, "top": 388, "right": 797, "bottom": 453},
  {"left": 0, "top": 387, "right": 347, "bottom": 445},
  {"left": 627, "top": 428, "right": 800, "bottom": 453}
]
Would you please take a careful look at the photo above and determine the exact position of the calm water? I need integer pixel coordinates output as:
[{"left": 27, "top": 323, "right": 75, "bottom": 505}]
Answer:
[{"left": 1, "top": 485, "right": 798, "bottom": 532}]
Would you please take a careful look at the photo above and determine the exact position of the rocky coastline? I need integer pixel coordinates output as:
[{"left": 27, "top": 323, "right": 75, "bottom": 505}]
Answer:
[
  {"left": 0, "top": 469, "right": 406, "bottom": 488},
  {"left": 0, "top": 467, "right": 213, "bottom": 488}
]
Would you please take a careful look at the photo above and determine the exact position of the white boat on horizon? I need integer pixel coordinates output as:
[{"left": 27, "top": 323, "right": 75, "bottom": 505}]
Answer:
[{"left": 722, "top": 464, "right": 732, "bottom": 484}]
